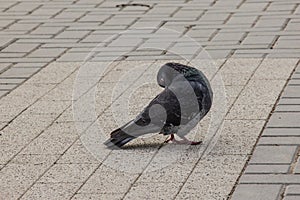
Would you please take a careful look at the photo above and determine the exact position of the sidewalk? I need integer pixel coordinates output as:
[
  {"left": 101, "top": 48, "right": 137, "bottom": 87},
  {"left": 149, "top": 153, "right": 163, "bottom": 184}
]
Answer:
[{"left": 0, "top": 0, "right": 299, "bottom": 199}]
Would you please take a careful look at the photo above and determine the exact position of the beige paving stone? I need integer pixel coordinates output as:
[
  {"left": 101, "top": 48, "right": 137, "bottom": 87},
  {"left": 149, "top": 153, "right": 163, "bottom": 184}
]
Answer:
[
  {"left": 176, "top": 155, "right": 248, "bottom": 200},
  {"left": 3, "top": 83, "right": 56, "bottom": 105},
  {"left": 252, "top": 58, "right": 298, "bottom": 80},
  {"left": 235, "top": 79, "right": 286, "bottom": 105},
  {"left": 21, "top": 122, "right": 79, "bottom": 155},
  {"left": 222, "top": 72, "right": 251, "bottom": 86},
  {"left": 220, "top": 58, "right": 262, "bottom": 74},
  {"left": 26, "top": 62, "right": 80, "bottom": 84},
  {"left": 0, "top": 115, "right": 56, "bottom": 164},
  {"left": 78, "top": 165, "right": 139, "bottom": 194},
  {"left": 38, "top": 164, "right": 98, "bottom": 183},
  {"left": 211, "top": 119, "right": 265, "bottom": 155},
  {"left": 57, "top": 140, "right": 99, "bottom": 164},
  {"left": 0, "top": 122, "right": 7, "bottom": 129},
  {"left": 21, "top": 182, "right": 81, "bottom": 200},
  {"left": 26, "top": 100, "right": 70, "bottom": 114},
  {"left": 72, "top": 193, "right": 124, "bottom": 200},
  {"left": 0, "top": 155, "right": 57, "bottom": 199},
  {"left": 227, "top": 104, "right": 273, "bottom": 120},
  {"left": 124, "top": 182, "right": 182, "bottom": 200}
]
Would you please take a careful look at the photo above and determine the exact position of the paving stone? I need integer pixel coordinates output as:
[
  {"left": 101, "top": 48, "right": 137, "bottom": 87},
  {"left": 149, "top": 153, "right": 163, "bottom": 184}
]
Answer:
[
  {"left": 2, "top": 43, "right": 40, "bottom": 53},
  {"left": 252, "top": 58, "right": 298, "bottom": 80},
  {"left": 78, "top": 165, "right": 139, "bottom": 194},
  {"left": 236, "top": 79, "right": 286, "bottom": 105},
  {"left": 283, "top": 196, "right": 300, "bottom": 200},
  {"left": 0, "top": 67, "right": 39, "bottom": 78},
  {"left": 231, "top": 184, "right": 282, "bottom": 200},
  {"left": 0, "top": 155, "right": 57, "bottom": 199},
  {"left": 285, "top": 185, "right": 300, "bottom": 195},
  {"left": 243, "top": 35, "right": 276, "bottom": 45},
  {"left": 125, "top": 182, "right": 181, "bottom": 200},
  {"left": 72, "top": 193, "right": 124, "bottom": 200},
  {"left": 31, "top": 8, "right": 62, "bottom": 16},
  {"left": 239, "top": 174, "right": 300, "bottom": 184},
  {"left": 177, "top": 155, "right": 247, "bottom": 200},
  {"left": 0, "top": 84, "right": 17, "bottom": 90},
  {"left": 275, "top": 105, "right": 300, "bottom": 112},
  {"left": 258, "top": 137, "right": 300, "bottom": 145},
  {"left": 31, "top": 26, "right": 65, "bottom": 35},
  {"left": 0, "top": 78, "right": 25, "bottom": 84},
  {"left": 268, "top": 113, "right": 300, "bottom": 128},
  {"left": 263, "top": 128, "right": 300, "bottom": 136},
  {"left": 294, "top": 157, "right": 300, "bottom": 174},
  {"left": 13, "top": 62, "right": 48, "bottom": 68},
  {"left": 28, "top": 48, "right": 65, "bottom": 58},
  {"left": 227, "top": 104, "right": 273, "bottom": 120},
  {"left": 57, "top": 140, "right": 99, "bottom": 164},
  {"left": 56, "top": 30, "right": 90, "bottom": 39},
  {"left": 8, "top": 22, "right": 40, "bottom": 32},
  {"left": 282, "top": 86, "right": 300, "bottom": 98},
  {"left": 245, "top": 164, "right": 290, "bottom": 174},
  {"left": 211, "top": 120, "right": 265, "bottom": 155},
  {"left": 249, "top": 146, "right": 297, "bottom": 164},
  {"left": 278, "top": 98, "right": 300, "bottom": 105},
  {"left": 21, "top": 182, "right": 81, "bottom": 200},
  {"left": 0, "top": 63, "right": 11, "bottom": 73},
  {"left": 38, "top": 164, "right": 98, "bottom": 183},
  {"left": 57, "top": 52, "right": 90, "bottom": 62}
]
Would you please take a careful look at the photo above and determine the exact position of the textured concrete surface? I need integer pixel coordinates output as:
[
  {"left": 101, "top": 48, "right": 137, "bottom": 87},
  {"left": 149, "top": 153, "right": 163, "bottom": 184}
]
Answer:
[{"left": 0, "top": 0, "right": 300, "bottom": 200}]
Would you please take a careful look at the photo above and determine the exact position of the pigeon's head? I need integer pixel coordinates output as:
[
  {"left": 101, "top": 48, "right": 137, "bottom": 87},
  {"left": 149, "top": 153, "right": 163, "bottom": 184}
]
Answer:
[
  {"left": 157, "top": 63, "right": 179, "bottom": 88},
  {"left": 157, "top": 62, "right": 194, "bottom": 88}
]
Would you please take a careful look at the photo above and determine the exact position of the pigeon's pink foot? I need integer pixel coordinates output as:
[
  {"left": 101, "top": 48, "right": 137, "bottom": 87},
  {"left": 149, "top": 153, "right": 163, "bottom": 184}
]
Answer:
[
  {"left": 165, "top": 134, "right": 202, "bottom": 145},
  {"left": 164, "top": 134, "right": 175, "bottom": 143}
]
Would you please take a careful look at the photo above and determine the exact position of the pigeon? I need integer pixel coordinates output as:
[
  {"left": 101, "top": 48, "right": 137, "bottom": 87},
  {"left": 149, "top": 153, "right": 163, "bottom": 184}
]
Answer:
[{"left": 104, "top": 62, "right": 213, "bottom": 149}]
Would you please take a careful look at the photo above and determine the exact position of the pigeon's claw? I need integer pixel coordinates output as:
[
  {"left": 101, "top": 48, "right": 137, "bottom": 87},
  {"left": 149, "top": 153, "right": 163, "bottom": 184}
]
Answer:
[
  {"left": 164, "top": 134, "right": 175, "bottom": 143},
  {"left": 164, "top": 134, "right": 202, "bottom": 145}
]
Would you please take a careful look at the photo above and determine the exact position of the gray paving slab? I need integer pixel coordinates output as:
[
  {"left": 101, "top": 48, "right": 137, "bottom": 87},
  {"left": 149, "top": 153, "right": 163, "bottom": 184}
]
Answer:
[
  {"left": 231, "top": 184, "right": 282, "bottom": 200},
  {"left": 249, "top": 146, "right": 297, "bottom": 164}
]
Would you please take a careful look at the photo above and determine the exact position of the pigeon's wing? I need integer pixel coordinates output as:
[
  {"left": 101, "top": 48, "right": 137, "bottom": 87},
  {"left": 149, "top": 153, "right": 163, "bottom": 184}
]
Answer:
[
  {"left": 135, "top": 88, "right": 181, "bottom": 128},
  {"left": 105, "top": 88, "right": 181, "bottom": 148}
]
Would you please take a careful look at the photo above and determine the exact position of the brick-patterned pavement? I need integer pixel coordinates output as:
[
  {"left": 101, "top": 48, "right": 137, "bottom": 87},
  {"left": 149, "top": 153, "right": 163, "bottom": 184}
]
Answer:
[{"left": 0, "top": 0, "right": 300, "bottom": 199}]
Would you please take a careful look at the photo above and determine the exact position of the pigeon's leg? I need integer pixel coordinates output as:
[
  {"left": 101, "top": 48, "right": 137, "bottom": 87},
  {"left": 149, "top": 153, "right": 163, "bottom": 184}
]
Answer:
[
  {"left": 164, "top": 134, "right": 175, "bottom": 143},
  {"left": 164, "top": 134, "right": 201, "bottom": 145},
  {"left": 175, "top": 136, "right": 202, "bottom": 145}
]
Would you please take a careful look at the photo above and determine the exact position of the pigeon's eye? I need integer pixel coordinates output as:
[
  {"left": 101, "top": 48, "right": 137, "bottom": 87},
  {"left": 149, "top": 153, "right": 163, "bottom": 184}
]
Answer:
[{"left": 160, "top": 78, "right": 164, "bottom": 83}]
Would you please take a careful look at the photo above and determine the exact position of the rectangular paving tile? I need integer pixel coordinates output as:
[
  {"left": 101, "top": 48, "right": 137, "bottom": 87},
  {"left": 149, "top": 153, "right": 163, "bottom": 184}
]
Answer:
[
  {"left": 268, "top": 113, "right": 300, "bottom": 128},
  {"left": 38, "top": 164, "right": 98, "bottom": 183},
  {"left": 28, "top": 48, "right": 66, "bottom": 58},
  {"left": 245, "top": 164, "right": 290, "bottom": 174},
  {"left": 286, "top": 185, "right": 300, "bottom": 195},
  {"left": 240, "top": 174, "right": 300, "bottom": 184},
  {"left": 2, "top": 43, "right": 40, "bottom": 53},
  {"left": 275, "top": 105, "right": 300, "bottom": 112},
  {"left": 21, "top": 182, "right": 81, "bottom": 200},
  {"left": 231, "top": 184, "right": 282, "bottom": 200},
  {"left": 263, "top": 128, "right": 300, "bottom": 136},
  {"left": 282, "top": 86, "right": 300, "bottom": 98},
  {"left": 249, "top": 146, "right": 297, "bottom": 164},
  {"left": 258, "top": 137, "right": 300, "bottom": 145},
  {"left": 0, "top": 67, "right": 39, "bottom": 78}
]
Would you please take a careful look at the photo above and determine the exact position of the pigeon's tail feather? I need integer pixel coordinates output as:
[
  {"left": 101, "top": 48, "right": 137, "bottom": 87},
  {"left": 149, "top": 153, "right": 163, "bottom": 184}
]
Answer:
[{"left": 104, "top": 128, "right": 135, "bottom": 149}]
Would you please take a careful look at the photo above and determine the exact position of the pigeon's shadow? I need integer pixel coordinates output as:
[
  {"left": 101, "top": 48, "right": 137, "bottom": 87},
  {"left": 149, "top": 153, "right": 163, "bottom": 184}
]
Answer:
[{"left": 121, "top": 142, "right": 164, "bottom": 150}]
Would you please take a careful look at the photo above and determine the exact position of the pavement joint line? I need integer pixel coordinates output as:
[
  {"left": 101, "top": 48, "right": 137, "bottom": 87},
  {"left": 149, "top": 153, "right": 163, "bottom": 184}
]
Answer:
[
  {"left": 228, "top": 59, "right": 300, "bottom": 199},
  {"left": 227, "top": 57, "right": 296, "bottom": 199}
]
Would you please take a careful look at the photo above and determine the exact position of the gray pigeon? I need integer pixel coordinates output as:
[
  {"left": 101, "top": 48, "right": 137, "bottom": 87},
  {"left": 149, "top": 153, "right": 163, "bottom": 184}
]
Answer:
[{"left": 104, "top": 62, "right": 213, "bottom": 148}]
